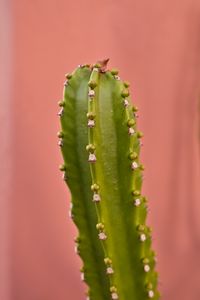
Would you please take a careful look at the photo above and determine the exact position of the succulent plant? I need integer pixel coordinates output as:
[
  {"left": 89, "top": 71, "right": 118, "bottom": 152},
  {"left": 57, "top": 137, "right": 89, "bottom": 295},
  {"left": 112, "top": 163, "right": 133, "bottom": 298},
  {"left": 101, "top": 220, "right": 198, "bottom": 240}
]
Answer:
[{"left": 58, "top": 60, "right": 160, "bottom": 300}]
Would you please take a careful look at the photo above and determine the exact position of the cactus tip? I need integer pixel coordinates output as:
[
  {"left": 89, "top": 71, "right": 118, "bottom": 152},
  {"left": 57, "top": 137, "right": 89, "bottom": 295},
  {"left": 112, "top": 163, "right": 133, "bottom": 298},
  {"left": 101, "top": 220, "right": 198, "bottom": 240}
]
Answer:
[{"left": 96, "top": 58, "right": 110, "bottom": 72}]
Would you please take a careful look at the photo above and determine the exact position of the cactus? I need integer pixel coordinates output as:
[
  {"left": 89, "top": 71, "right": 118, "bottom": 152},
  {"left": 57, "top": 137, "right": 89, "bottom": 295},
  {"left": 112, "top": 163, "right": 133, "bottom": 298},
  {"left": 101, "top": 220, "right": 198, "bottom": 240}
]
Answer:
[{"left": 58, "top": 60, "right": 160, "bottom": 300}]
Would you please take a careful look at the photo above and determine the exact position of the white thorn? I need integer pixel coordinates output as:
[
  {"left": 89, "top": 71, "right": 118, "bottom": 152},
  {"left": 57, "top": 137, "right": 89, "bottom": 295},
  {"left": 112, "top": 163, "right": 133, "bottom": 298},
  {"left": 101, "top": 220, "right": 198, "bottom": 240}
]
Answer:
[
  {"left": 144, "top": 264, "right": 150, "bottom": 272},
  {"left": 106, "top": 267, "right": 114, "bottom": 274},
  {"left": 63, "top": 80, "right": 68, "bottom": 87},
  {"left": 74, "top": 245, "right": 78, "bottom": 254},
  {"left": 111, "top": 292, "right": 119, "bottom": 299},
  {"left": 148, "top": 290, "right": 154, "bottom": 298},
  {"left": 58, "top": 139, "right": 63, "bottom": 147},
  {"left": 128, "top": 127, "right": 135, "bottom": 135},
  {"left": 93, "top": 193, "right": 101, "bottom": 202},
  {"left": 93, "top": 67, "right": 99, "bottom": 72},
  {"left": 87, "top": 119, "right": 95, "bottom": 128},
  {"left": 124, "top": 99, "right": 129, "bottom": 107},
  {"left": 131, "top": 161, "right": 139, "bottom": 170},
  {"left": 140, "top": 233, "right": 146, "bottom": 242},
  {"left": 114, "top": 75, "right": 120, "bottom": 80},
  {"left": 134, "top": 198, "right": 141, "bottom": 206},
  {"left": 88, "top": 153, "right": 96, "bottom": 162},
  {"left": 62, "top": 173, "right": 67, "bottom": 181},
  {"left": 98, "top": 232, "right": 107, "bottom": 240},
  {"left": 58, "top": 107, "right": 64, "bottom": 117},
  {"left": 69, "top": 203, "right": 73, "bottom": 218},
  {"left": 88, "top": 90, "right": 95, "bottom": 97},
  {"left": 81, "top": 272, "right": 84, "bottom": 281}
]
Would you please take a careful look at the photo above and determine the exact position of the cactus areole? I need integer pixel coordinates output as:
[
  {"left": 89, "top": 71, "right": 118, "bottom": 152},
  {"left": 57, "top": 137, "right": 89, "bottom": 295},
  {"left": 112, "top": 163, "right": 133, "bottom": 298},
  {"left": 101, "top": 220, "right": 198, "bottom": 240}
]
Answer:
[{"left": 58, "top": 60, "right": 160, "bottom": 300}]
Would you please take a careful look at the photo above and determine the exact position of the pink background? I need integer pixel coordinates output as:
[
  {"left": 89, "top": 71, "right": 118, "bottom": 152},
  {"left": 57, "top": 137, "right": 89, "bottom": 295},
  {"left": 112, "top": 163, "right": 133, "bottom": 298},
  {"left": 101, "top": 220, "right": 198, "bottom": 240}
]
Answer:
[{"left": 1, "top": 0, "right": 200, "bottom": 299}]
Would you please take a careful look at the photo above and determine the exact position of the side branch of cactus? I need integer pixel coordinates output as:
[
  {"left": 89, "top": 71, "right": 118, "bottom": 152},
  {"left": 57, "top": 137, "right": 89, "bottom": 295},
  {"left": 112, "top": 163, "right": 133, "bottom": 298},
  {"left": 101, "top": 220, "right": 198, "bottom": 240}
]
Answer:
[{"left": 58, "top": 61, "right": 160, "bottom": 300}]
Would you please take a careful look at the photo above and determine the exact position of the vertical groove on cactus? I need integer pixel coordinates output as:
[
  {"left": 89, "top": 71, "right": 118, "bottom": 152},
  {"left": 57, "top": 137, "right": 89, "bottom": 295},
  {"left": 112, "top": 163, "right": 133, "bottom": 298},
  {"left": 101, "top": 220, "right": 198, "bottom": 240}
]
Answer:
[
  {"left": 58, "top": 61, "right": 160, "bottom": 300},
  {"left": 87, "top": 67, "right": 116, "bottom": 298}
]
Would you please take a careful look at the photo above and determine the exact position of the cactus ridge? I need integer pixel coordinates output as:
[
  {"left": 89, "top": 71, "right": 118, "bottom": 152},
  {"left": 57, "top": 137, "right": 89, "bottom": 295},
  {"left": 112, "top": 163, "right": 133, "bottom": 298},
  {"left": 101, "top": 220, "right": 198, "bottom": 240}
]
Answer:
[{"left": 58, "top": 61, "right": 160, "bottom": 300}]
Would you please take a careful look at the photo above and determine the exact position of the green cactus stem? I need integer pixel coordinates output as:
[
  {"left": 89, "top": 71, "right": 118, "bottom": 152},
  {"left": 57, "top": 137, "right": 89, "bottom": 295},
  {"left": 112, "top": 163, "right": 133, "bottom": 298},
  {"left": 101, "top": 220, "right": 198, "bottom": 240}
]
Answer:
[{"left": 58, "top": 60, "right": 160, "bottom": 300}]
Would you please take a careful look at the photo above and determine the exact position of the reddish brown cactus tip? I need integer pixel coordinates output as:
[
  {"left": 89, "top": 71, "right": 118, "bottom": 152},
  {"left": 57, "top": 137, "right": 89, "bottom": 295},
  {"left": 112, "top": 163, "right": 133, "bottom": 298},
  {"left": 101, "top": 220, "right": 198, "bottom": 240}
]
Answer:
[{"left": 96, "top": 58, "right": 110, "bottom": 72}]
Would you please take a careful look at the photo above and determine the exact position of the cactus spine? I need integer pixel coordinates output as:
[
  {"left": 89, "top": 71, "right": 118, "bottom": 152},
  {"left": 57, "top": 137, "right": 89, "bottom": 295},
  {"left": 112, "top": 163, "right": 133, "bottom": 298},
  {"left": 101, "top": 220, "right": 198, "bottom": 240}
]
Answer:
[{"left": 58, "top": 60, "right": 160, "bottom": 300}]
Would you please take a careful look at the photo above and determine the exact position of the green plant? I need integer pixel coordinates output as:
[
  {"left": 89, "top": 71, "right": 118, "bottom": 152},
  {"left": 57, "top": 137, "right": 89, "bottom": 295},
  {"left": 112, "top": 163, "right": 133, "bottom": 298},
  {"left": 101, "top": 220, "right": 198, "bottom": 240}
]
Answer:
[{"left": 58, "top": 60, "right": 160, "bottom": 300}]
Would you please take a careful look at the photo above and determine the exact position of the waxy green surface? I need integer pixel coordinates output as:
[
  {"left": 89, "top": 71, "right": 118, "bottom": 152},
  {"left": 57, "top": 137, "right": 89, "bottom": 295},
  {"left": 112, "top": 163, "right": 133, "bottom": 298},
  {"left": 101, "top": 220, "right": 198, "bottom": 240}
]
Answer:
[{"left": 58, "top": 63, "right": 160, "bottom": 300}]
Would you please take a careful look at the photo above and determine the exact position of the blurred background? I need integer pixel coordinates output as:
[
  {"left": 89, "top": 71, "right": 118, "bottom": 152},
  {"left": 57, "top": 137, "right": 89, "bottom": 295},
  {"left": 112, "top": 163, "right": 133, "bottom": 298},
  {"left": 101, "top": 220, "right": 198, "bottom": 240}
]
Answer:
[{"left": 1, "top": 0, "right": 200, "bottom": 299}]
